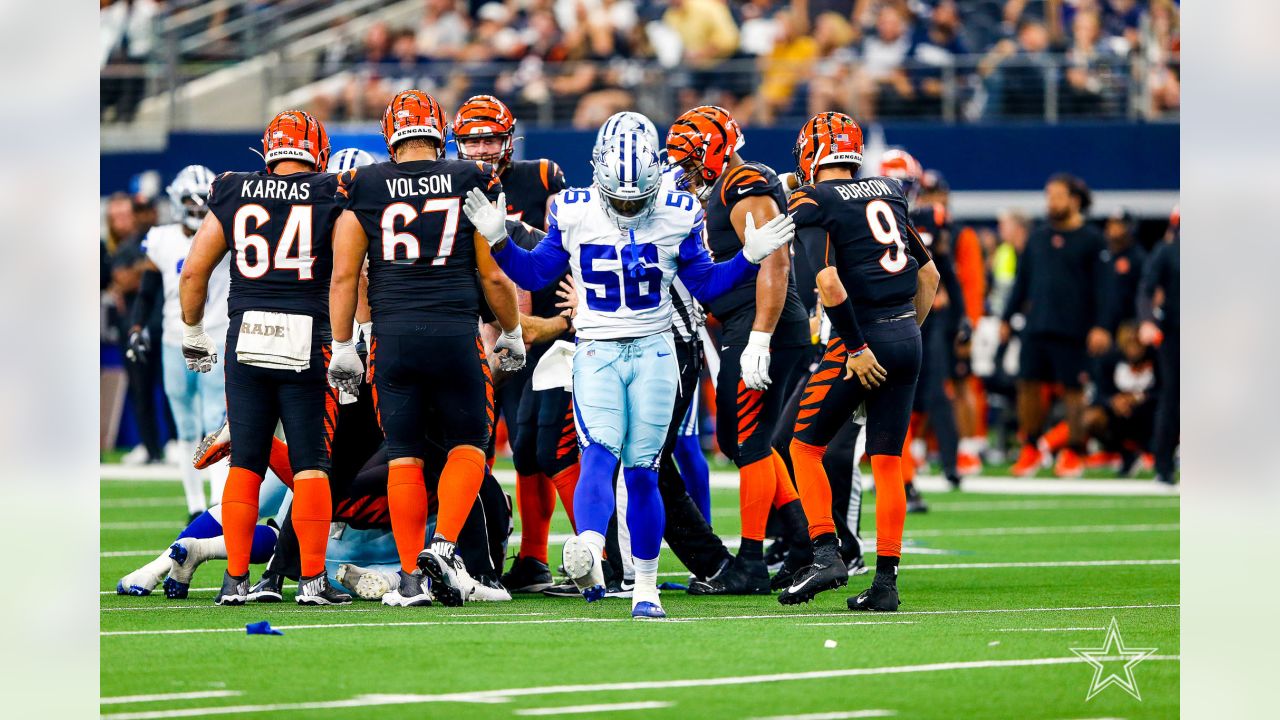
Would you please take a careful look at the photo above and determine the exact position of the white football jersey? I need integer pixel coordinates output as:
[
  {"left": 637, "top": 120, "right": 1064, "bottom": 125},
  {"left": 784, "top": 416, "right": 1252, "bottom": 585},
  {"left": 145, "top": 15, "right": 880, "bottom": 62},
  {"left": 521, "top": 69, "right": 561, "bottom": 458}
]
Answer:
[
  {"left": 554, "top": 186, "right": 703, "bottom": 340},
  {"left": 142, "top": 223, "right": 230, "bottom": 347}
]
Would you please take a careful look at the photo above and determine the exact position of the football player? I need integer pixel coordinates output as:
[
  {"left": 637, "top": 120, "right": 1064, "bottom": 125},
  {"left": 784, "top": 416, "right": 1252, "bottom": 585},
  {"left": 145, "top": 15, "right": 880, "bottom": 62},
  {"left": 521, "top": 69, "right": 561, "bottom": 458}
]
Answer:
[
  {"left": 780, "top": 113, "right": 940, "bottom": 611},
  {"left": 327, "top": 89, "right": 525, "bottom": 608},
  {"left": 462, "top": 130, "right": 794, "bottom": 618},
  {"left": 129, "top": 165, "right": 230, "bottom": 519},
  {"left": 178, "top": 110, "right": 351, "bottom": 606},
  {"left": 452, "top": 95, "right": 576, "bottom": 593},
  {"left": 665, "top": 105, "right": 813, "bottom": 595}
]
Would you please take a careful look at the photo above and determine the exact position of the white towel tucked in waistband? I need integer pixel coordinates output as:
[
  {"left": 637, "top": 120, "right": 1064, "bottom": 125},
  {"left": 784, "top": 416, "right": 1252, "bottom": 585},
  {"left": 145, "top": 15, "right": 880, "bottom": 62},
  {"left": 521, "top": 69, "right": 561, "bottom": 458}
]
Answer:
[{"left": 234, "top": 310, "right": 313, "bottom": 372}]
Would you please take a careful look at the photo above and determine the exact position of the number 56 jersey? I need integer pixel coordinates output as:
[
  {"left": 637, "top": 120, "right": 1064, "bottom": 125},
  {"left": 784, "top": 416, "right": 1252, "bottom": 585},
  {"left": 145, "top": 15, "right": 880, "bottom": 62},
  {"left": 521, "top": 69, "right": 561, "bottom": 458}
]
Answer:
[
  {"left": 207, "top": 169, "right": 342, "bottom": 334},
  {"left": 338, "top": 159, "right": 502, "bottom": 334},
  {"left": 788, "top": 176, "right": 932, "bottom": 325},
  {"left": 554, "top": 187, "right": 704, "bottom": 341}
]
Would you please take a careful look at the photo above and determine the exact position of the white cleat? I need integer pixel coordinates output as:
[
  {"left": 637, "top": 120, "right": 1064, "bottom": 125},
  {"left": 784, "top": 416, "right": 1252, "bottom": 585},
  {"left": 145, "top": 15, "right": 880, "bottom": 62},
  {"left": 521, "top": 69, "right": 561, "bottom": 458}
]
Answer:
[
  {"left": 468, "top": 572, "right": 513, "bottom": 602},
  {"left": 561, "top": 535, "right": 606, "bottom": 602},
  {"left": 116, "top": 567, "right": 167, "bottom": 596},
  {"left": 164, "top": 536, "right": 224, "bottom": 599},
  {"left": 337, "top": 563, "right": 398, "bottom": 601},
  {"left": 382, "top": 569, "right": 433, "bottom": 607},
  {"left": 417, "top": 542, "right": 476, "bottom": 608}
]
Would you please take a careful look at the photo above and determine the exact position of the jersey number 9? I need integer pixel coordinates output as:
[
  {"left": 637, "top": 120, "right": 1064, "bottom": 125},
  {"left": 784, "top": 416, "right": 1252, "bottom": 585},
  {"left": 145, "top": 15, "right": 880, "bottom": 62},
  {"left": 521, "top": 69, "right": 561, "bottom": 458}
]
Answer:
[{"left": 867, "top": 199, "right": 908, "bottom": 274}]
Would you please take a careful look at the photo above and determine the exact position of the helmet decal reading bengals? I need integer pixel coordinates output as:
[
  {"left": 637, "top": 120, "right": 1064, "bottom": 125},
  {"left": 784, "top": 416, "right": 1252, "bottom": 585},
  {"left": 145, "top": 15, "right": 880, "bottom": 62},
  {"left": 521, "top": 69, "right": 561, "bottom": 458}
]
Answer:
[
  {"left": 262, "top": 110, "right": 330, "bottom": 172},
  {"left": 381, "top": 90, "right": 448, "bottom": 157},
  {"left": 453, "top": 95, "right": 517, "bottom": 170},
  {"left": 793, "top": 112, "right": 864, "bottom": 184},
  {"left": 666, "top": 105, "right": 743, "bottom": 199}
]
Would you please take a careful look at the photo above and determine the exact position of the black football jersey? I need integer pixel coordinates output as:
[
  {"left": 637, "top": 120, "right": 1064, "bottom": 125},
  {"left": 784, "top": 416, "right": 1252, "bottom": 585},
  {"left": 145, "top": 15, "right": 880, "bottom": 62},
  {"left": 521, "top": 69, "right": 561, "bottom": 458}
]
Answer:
[
  {"left": 704, "top": 162, "right": 810, "bottom": 346},
  {"left": 207, "top": 170, "right": 340, "bottom": 327},
  {"left": 338, "top": 159, "right": 502, "bottom": 332},
  {"left": 910, "top": 201, "right": 965, "bottom": 322},
  {"left": 502, "top": 159, "right": 568, "bottom": 320},
  {"left": 788, "top": 177, "right": 931, "bottom": 324}
]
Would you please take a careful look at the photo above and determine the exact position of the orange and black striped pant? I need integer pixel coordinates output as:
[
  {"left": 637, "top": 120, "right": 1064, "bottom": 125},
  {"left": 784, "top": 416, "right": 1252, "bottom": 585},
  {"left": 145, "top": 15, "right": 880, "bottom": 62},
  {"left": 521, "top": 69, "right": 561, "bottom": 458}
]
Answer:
[{"left": 715, "top": 344, "right": 811, "bottom": 467}]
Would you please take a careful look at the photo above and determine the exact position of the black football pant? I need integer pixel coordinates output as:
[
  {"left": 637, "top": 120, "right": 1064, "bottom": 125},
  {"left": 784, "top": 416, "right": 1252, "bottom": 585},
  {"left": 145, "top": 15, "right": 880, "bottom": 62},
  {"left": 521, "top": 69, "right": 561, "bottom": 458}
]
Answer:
[
  {"left": 914, "top": 318, "right": 960, "bottom": 477},
  {"left": 1152, "top": 330, "right": 1180, "bottom": 478}
]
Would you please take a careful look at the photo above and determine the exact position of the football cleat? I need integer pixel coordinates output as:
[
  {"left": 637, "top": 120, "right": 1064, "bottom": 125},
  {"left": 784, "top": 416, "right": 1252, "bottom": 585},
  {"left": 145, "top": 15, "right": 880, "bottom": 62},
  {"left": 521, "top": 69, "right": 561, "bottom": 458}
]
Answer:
[
  {"left": 847, "top": 579, "right": 900, "bottom": 612},
  {"left": 688, "top": 555, "right": 770, "bottom": 595},
  {"left": 1011, "top": 444, "right": 1043, "bottom": 477},
  {"left": 296, "top": 572, "right": 352, "bottom": 606},
  {"left": 193, "top": 419, "right": 230, "bottom": 470},
  {"left": 763, "top": 537, "right": 789, "bottom": 573},
  {"left": 846, "top": 554, "right": 869, "bottom": 576},
  {"left": 215, "top": 571, "right": 250, "bottom": 606},
  {"left": 246, "top": 571, "right": 284, "bottom": 603},
  {"left": 541, "top": 581, "right": 581, "bottom": 598},
  {"left": 631, "top": 600, "right": 666, "bottom": 619},
  {"left": 116, "top": 567, "right": 165, "bottom": 597},
  {"left": 1054, "top": 448, "right": 1084, "bottom": 478},
  {"left": 382, "top": 569, "right": 433, "bottom": 607},
  {"left": 561, "top": 535, "right": 606, "bottom": 602},
  {"left": 778, "top": 539, "right": 848, "bottom": 605},
  {"left": 955, "top": 451, "right": 983, "bottom": 476},
  {"left": 470, "top": 574, "right": 513, "bottom": 602},
  {"left": 501, "top": 555, "right": 554, "bottom": 593},
  {"left": 165, "top": 537, "right": 221, "bottom": 599},
  {"left": 417, "top": 541, "right": 475, "bottom": 608},
  {"left": 905, "top": 483, "right": 929, "bottom": 514},
  {"left": 606, "top": 578, "right": 635, "bottom": 598},
  {"left": 336, "top": 563, "right": 396, "bottom": 601}
]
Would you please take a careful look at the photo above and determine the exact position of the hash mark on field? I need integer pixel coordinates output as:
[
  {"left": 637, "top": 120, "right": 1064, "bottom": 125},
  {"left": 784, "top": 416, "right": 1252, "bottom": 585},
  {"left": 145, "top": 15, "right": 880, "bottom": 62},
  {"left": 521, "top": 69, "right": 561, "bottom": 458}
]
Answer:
[
  {"left": 515, "top": 700, "right": 673, "bottom": 715},
  {"left": 747, "top": 711, "right": 896, "bottom": 720},
  {"left": 101, "top": 691, "right": 242, "bottom": 705}
]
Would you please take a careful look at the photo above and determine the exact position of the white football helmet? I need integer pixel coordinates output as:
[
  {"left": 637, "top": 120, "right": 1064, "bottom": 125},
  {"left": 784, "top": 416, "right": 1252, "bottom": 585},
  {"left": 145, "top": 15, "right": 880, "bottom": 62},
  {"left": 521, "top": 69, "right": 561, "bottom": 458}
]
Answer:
[
  {"left": 166, "top": 165, "right": 216, "bottom": 232},
  {"left": 592, "top": 131, "right": 663, "bottom": 230},
  {"left": 594, "top": 112, "right": 660, "bottom": 159},
  {"left": 330, "top": 147, "right": 377, "bottom": 174}
]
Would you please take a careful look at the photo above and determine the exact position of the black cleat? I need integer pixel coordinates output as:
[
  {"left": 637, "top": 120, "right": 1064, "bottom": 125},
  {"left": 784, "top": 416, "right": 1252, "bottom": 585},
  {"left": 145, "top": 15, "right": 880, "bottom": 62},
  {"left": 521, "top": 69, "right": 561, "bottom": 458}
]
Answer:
[
  {"left": 417, "top": 541, "right": 475, "bottom": 607},
  {"left": 296, "top": 572, "right": 353, "bottom": 606},
  {"left": 846, "top": 553, "right": 869, "bottom": 576},
  {"left": 905, "top": 483, "right": 929, "bottom": 514},
  {"left": 382, "top": 570, "right": 432, "bottom": 607},
  {"left": 688, "top": 555, "right": 771, "bottom": 595},
  {"left": 847, "top": 578, "right": 900, "bottom": 611},
  {"left": 502, "top": 555, "right": 554, "bottom": 593},
  {"left": 777, "top": 538, "right": 847, "bottom": 605},
  {"left": 215, "top": 571, "right": 250, "bottom": 606},
  {"left": 763, "top": 536, "right": 789, "bottom": 572},
  {"left": 247, "top": 571, "right": 284, "bottom": 603},
  {"left": 541, "top": 580, "right": 581, "bottom": 597}
]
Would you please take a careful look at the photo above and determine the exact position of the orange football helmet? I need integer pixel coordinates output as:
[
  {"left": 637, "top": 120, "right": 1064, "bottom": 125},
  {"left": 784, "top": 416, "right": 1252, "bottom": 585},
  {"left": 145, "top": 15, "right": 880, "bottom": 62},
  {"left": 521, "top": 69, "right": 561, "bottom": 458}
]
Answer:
[
  {"left": 793, "top": 112, "right": 864, "bottom": 184},
  {"left": 878, "top": 148, "right": 923, "bottom": 198},
  {"left": 262, "top": 110, "right": 330, "bottom": 172},
  {"left": 453, "top": 95, "right": 517, "bottom": 170},
  {"left": 666, "top": 105, "right": 743, "bottom": 199},
  {"left": 381, "top": 90, "right": 448, "bottom": 157}
]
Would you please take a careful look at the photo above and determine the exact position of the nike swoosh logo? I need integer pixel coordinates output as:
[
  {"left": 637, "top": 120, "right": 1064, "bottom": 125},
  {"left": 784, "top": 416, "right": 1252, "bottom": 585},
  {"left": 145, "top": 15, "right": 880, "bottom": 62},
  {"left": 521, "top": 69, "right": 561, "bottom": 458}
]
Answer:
[
  {"left": 787, "top": 575, "right": 817, "bottom": 594},
  {"left": 737, "top": 187, "right": 751, "bottom": 195}
]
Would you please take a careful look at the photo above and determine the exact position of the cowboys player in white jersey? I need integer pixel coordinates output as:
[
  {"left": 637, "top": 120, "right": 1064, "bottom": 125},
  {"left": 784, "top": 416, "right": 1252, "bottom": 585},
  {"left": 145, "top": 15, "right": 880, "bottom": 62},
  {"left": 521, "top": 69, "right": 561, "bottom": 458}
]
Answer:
[
  {"left": 132, "top": 165, "right": 231, "bottom": 517},
  {"left": 462, "top": 130, "right": 795, "bottom": 618}
]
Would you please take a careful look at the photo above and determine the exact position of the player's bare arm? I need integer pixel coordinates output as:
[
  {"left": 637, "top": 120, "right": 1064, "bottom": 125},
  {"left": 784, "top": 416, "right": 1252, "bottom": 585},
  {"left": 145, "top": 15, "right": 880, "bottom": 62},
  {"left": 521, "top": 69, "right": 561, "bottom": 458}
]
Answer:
[
  {"left": 730, "top": 194, "right": 789, "bottom": 335},
  {"left": 329, "top": 210, "right": 368, "bottom": 344},
  {"left": 177, "top": 213, "right": 229, "bottom": 372}
]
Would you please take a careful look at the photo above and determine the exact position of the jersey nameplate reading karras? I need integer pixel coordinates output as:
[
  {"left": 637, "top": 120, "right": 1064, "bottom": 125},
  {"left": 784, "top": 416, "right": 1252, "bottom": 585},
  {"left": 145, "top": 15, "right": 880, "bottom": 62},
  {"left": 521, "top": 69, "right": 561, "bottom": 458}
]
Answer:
[{"left": 239, "top": 177, "right": 314, "bottom": 201}]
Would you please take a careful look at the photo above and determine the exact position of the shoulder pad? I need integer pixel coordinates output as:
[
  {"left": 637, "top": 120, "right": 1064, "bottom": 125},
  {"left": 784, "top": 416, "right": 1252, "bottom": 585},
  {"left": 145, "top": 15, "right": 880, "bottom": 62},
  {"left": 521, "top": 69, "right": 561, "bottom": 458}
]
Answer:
[{"left": 719, "top": 163, "right": 779, "bottom": 206}]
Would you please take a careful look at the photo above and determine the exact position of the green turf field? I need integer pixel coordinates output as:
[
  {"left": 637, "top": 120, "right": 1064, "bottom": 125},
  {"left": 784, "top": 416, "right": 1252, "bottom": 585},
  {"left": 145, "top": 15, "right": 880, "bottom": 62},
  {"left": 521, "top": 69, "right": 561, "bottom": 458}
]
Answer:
[{"left": 101, "top": 475, "right": 1179, "bottom": 719}]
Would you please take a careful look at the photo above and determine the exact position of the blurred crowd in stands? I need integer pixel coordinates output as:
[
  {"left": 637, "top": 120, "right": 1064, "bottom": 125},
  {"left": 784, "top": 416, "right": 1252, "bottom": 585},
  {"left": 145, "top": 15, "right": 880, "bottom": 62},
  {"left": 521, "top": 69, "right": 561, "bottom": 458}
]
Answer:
[{"left": 102, "top": 0, "right": 1179, "bottom": 125}]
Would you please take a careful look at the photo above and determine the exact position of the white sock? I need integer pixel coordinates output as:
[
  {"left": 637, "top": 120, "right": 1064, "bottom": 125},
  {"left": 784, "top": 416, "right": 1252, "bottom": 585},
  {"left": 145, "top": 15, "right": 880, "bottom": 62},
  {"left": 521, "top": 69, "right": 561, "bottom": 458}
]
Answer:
[
  {"left": 632, "top": 556, "right": 659, "bottom": 605},
  {"left": 139, "top": 550, "right": 172, "bottom": 580},
  {"left": 178, "top": 442, "right": 207, "bottom": 515},
  {"left": 580, "top": 530, "right": 606, "bottom": 558},
  {"left": 193, "top": 536, "right": 228, "bottom": 560},
  {"left": 208, "top": 460, "right": 229, "bottom": 504}
]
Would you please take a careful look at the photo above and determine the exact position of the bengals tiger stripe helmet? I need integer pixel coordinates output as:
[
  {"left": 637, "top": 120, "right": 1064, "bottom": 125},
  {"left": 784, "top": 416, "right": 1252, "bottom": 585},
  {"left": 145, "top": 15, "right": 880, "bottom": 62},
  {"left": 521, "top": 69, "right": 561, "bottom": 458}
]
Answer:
[
  {"left": 793, "top": 112, "right": 864, "bottom": 184},
  {"left": 381, "top": 90, "right": 448, "bottom": 157},
  {"left": 878, "top": 148, "right": 923, "bottom": 200},
  {"left": 666, "top": 105, "right": 744, "bottom": 200},
  {"left": 262, "top": 110, "right": 330, "bottom": 172},
  {"left": 453, "top": 95, "right": 517, "bottom": 170}
]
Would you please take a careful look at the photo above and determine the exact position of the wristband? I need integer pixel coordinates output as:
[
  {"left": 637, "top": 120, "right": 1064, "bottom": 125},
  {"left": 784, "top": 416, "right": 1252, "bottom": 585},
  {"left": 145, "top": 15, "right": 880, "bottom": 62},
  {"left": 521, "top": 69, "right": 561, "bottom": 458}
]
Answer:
[
  {"left": 182, "top": 322, "right": 204, "bottom": 339},
  {"left": 850, "top": 344, "right": 868, "bottom": 358},
  {"left": 822, "top": 299, "right": 866, "bottom": 350}
]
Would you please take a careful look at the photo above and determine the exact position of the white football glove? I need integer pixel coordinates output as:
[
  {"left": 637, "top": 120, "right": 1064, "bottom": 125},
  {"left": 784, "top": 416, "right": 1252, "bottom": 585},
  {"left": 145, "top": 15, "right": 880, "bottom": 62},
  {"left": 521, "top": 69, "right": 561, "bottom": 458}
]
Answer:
[
  {"left": 327, "top": 338, "right": 364, "bottom": 397},
  {"left": 493, "top": 324, "right": 527, "bottom": 372},
  {"left": 357, "top": 321, "right": 373, "bottom": 347},
  {"left": 740, "top": 331, "right": 773, "bottom": 391},
  {"left": 462, "top": 187, "right": 509, "bottom": 247},
  {"left": 181, "top": 322, "right": 218, "bottom": 373},
  {"left": 742, "top": 212, "right": 795, "bottom": 264}
]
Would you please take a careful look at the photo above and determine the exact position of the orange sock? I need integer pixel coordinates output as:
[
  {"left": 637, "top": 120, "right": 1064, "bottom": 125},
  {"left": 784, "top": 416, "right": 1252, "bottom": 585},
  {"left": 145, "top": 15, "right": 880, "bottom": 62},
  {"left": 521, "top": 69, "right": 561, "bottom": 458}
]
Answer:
[
  {"left": 789, "top": 438, "right": 835, "bottom": 539},
  {"left": 222, "top": 467, "right": 264, "bottom": 576},
  {"left": 550, "top": 463, "right": 579, "bottom": 530},
  {"left": 870, "top": 455, "right": 906, "bottom": 558},
  {"left": 267, "top": 438, "right": 294, "bottom": 490},
  {"left": 738, "top": 456, "right": 776, "bottom": 542},
  {"left": 292, "top": 475, "right": 332, "bottom": 577},
  {"left": 516, "top": 472, "right": 554, "bottom": 563},
  {"left": 435, "top": 446, "right": 486, "bottom": 543},
  {"left": 769, "top": 449, "right": 799, "bottom": 507},
  {"left": 901, "top": 427, "right": 917, "bottom": 485},
  {"left": 387, "top": 463, "right": 427, "bottom": 572},
  {"left": 1041, "top": 421, "right": 1070, "bottom": 453}
]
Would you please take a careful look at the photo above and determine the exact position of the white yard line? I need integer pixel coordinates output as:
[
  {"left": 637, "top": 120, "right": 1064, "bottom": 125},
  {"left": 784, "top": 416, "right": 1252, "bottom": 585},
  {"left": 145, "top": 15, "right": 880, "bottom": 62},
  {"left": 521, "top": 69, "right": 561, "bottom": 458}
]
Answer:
[
  {"left": 992, "top": 627, "right": 1107, "bottom": 633},
  {"left": 748, "top": 712, "right": 896, "bottom": 720},
  {"left": 515, "top": 701, "right": 673, "bottom": 715},
  {"left": 101, "top": 603, "right": 1176, "bottom": 637},
  {"left": 98, "top": 654, "right": 1179, "bottom": 719},
  {"left": 101, "top": 691, "right": 242, "bottom": 705}
]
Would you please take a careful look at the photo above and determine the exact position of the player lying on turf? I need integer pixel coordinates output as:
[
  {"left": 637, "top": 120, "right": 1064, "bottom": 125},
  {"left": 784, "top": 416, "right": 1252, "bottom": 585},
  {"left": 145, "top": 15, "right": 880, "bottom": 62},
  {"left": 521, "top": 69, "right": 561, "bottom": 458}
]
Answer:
[
  {"left": 464, "top": 128, "right": 795, "bottom": 619},
  {"left": 782, "top": 112, "right": 940, "bottom": 612}
]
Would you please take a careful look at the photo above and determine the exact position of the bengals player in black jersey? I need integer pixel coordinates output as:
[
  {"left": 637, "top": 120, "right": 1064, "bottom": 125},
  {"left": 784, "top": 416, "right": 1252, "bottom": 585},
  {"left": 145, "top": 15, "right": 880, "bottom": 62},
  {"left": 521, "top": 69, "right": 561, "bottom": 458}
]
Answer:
[
  {"left": 452, "top": 95, "right": 578, "bottom": 592},
  {"left": 666, "top": 105, "right": 813, "bottom": 595},
  {"left": 179, "top": 110, "right": 351, "bottom": 606},
  {"left": 779, "top": 113, "right": 940, "bottom": 612},
  {"left": 328, "top": 90, "right": 525, "bottom": 608}
]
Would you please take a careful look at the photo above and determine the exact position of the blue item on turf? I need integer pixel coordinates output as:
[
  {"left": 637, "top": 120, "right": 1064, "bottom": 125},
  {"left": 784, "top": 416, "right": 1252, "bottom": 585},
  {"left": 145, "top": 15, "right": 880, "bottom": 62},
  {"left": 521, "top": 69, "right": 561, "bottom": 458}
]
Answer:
[
  {"left": 246, "top": 621, "right": 283, "bottom": 636},
  {"left": 658, "top": 582, "right": 688, "bottom": 591},
  {"left": 582, "top": 585, "right": 607, "bottom": 603}
]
